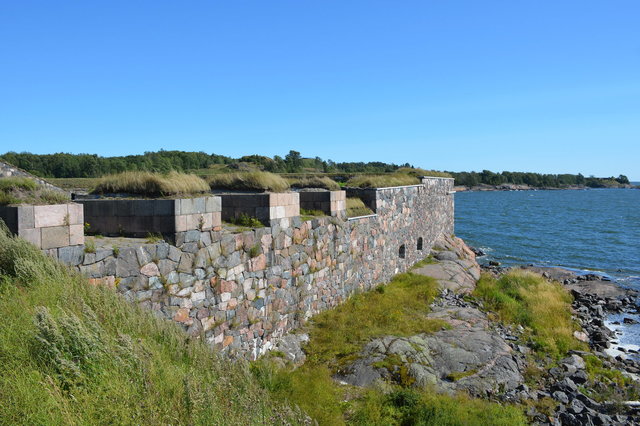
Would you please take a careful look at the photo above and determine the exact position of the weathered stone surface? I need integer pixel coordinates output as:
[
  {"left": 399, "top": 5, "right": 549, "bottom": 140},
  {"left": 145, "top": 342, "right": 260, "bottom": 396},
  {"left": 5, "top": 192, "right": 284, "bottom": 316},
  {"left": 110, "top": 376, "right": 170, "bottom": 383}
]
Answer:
[{"left": 140, "top": 262, "right": 160, "bottom": 277}]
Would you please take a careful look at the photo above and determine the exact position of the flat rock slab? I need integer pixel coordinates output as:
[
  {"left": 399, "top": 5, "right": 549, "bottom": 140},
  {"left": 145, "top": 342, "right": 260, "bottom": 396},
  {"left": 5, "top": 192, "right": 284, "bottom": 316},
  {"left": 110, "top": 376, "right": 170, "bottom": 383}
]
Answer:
[
  {"left": 522, "top": 266, "right": 635, "bottom": 299},
  {"left": 335, "top": 305, "right": 523, "bottom": 396}
]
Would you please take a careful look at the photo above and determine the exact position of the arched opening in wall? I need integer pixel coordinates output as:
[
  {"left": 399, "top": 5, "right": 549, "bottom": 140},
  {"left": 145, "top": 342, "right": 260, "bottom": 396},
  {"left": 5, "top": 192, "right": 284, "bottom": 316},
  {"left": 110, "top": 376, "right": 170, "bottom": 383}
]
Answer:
[
  {"left": 399, "top": 244, "right": 406, "bottom": 259},
  {"left": 417, "top": 237, "right": 423, "bottom": 251}
]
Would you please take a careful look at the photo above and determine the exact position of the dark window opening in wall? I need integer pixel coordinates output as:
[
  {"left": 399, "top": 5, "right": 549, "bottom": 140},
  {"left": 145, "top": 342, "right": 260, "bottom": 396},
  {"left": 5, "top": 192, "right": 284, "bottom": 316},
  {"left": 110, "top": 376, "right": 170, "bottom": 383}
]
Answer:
[
  {"left": 399, "top": 244, "right": 406, "bottom": 259},
  {"left": 417, "top": 237, "right": 423, "bottom": 251}
]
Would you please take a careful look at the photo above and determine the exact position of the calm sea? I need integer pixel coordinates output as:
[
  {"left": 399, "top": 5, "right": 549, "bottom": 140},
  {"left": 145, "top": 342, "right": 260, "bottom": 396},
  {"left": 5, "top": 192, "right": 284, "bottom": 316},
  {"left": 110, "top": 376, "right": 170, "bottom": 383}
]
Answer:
[{"left": 455, "top": 189, "right": 640, "bottom": 290}]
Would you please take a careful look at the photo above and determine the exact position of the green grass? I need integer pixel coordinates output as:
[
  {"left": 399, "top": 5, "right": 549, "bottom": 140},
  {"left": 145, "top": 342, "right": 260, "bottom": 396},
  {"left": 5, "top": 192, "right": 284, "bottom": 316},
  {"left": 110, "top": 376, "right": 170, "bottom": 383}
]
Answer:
[
  {"left": 252, "top": 272, "right": 526, "bottom": 425},
  {"left": 208, "top": 171, "right": 290, "bottom": 192},
  {"left": 473, "top": 269, "right": 587, "bottom": 358},
  {"left": 230, "top": 213, "right": 264, "bottom": 228},
  {"left": 346, "top": 198, "right": 374, "bottom": 217},
  {"left": 0, "top": 177, "right": 70, "bottom": 205},
  {"left": 305, "top": 273, "right": 444, "bottom": 367},
  {"left": 0, "top": 227, "right": 303, "bottom": 425},
  {"left": 91, "top": 171, "right": 210, "bottom": 197},
  {"left": 346, "top": 168, "right": 451, "bottom": 189},
  {"left": 48, "top": 177, "right": 99, "bottom": 191},
  {"left": 288, "top": 176, "right": 341, "bottom": 191}
]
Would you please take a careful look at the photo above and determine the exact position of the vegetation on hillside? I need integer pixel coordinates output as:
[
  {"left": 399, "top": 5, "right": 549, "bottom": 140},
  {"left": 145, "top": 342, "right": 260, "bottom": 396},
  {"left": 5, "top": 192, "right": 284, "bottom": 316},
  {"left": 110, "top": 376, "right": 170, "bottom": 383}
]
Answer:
[
  {"left": 251, "top": 272, "right": 527, "bottom": 425},
  {"left": 0, "top": 177, "right": 69, "bottom": 205},
  {"left": 473, "top": 269, "right": 586, "bottom": 358},
  {"left": 91, "top": 171, "right": 210, "bottom": 196},
  {"left": 208, "top": 171, "right": 290, "bottom": 192},
  {"left": 0, "top": 227, "right": 303, "bottom": 424}
]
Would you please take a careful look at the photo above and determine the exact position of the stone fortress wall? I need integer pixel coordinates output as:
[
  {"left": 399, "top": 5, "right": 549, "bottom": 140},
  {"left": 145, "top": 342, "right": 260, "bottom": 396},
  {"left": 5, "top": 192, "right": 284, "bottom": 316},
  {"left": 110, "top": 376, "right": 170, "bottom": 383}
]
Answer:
[{"left": 1, "top": 171, "right": 455, "bottom": 359}]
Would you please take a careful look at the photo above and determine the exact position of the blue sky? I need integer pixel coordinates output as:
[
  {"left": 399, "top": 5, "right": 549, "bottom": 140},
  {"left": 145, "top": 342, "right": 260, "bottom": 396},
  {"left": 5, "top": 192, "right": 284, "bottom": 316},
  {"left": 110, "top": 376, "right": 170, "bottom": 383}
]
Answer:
[{"left": 1, "top": 1, "right": 639, "bottom": 179}]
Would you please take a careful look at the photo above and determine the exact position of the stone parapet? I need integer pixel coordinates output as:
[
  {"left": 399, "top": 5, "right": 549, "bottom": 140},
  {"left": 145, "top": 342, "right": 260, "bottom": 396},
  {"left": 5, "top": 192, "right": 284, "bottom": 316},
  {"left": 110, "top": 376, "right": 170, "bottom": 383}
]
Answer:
[
  {"left": 299, "top": 190, "right": 346, "bottom": 218},
  {"left": 78, "top": 196, "right": 221, "bottom": 238},
  {"left": 0, "top": 203, "right": 84, "bottom": 249},
  {"left": 219, "top": 192, "right": 300, "bottom": 225}
]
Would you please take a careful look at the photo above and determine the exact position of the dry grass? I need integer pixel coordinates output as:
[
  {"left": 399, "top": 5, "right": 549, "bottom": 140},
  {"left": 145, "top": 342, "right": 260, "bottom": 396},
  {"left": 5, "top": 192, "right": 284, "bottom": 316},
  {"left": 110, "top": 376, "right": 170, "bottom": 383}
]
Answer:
[
  {"left": 474, "top": 269, "right": 586, "bottom": 358},
  {"left": 288, "top": 176, "right": 340, "bottom": 191},
  {"left": 395, "top": 167, "right": 452, "bottom": 178},
  {"left": 91, "top": 171, "right": 210, "bottom": 197},
  {"left": 208, "top": 171, "right": 290, "bottom": 192},
  {"left": 346, "top": 198, "right": 374, "bottom": 217},
  {"left": 0, "top": 177, "right": 70, "bottom": 205}
]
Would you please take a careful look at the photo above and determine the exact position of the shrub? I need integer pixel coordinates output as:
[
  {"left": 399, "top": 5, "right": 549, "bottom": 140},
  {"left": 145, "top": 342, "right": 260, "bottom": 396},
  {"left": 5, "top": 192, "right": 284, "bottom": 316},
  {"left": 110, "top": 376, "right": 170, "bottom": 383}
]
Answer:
[
  {"left": 0, "top": 177, "right": 70, "bottom": 205},
  {"left": 91, "top": 171, "right": 210, "bottom": 196},
  {"left": 231, "top": 213, "right": 263, "bottom": 228},
  {"left": 288, "top": 176, "right": 340, "bottom": 191},
  {"left": 208, "top": 171, "right": 290, "bottom": 192},
  {"left": 346, "top": 198, "right": 374, "bottom": 217}
]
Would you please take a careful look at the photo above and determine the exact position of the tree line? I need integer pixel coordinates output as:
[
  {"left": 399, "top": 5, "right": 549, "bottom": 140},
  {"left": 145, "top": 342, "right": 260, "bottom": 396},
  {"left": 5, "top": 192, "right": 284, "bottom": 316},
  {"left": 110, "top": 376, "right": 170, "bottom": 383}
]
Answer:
[{"left": 0, "top": 150, "right": 629, "bottom": 188}]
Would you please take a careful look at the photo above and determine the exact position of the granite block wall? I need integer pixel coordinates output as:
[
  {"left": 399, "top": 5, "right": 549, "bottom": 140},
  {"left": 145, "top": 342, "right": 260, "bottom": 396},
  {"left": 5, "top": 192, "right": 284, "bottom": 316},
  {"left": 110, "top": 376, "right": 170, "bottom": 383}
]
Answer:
[
  {"left": 67, "top": 178, "right": 454, "bottom": 359},
  {"left": 78, "top": 196, "right": 222, "bottom": 238},
  {"left": 299, "top": 190, "right": 346, "bottom": 218},
  {"left": 220, "top": 192, "right": 300, "bottom": 225},
  {"left": 0, "top": 203, "right": 84, "bottom": 249}
]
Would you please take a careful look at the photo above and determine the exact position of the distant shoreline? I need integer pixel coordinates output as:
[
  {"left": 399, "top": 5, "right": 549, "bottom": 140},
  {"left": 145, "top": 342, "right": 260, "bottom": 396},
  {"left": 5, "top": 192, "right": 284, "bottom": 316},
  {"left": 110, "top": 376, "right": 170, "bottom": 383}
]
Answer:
[{"left": 454, "top": 183, "right": 639, "bottom": 192}]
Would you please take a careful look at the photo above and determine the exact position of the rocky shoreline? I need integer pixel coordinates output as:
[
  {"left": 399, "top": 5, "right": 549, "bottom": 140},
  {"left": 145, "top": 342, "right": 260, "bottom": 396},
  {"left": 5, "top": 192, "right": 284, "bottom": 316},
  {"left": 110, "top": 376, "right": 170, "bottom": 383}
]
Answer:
[{"left": 270, "top": 236, "right": 640, "bottom": 424}]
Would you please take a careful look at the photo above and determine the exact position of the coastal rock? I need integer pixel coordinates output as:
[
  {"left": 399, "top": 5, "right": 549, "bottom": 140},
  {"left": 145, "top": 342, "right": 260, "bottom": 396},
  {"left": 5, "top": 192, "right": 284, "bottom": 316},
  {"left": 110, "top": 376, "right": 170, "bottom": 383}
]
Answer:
[{"left": 336, "top": 304, "right": 523, "bottom": 395}]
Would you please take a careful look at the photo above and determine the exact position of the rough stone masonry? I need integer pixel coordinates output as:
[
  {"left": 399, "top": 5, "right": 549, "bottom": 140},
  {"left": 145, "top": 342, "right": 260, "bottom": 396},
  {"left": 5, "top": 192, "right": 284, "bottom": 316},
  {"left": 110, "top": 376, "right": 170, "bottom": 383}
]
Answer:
[{"left": 54, "top": 177, "right": 455, "bottom": 359}]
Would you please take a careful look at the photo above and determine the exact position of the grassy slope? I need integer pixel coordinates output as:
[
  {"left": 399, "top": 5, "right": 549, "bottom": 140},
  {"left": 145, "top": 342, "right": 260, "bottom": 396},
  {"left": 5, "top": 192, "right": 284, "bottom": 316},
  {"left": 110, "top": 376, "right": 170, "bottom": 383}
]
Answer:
[
  {"left": 473, "top": 269, "right": 587, "bottom": 358},
  {"left": 252, "top": 272, "right": 527, "bottom": 425},
  {"left": 0, "top": 228, "right": 302, "bottom": 425}
]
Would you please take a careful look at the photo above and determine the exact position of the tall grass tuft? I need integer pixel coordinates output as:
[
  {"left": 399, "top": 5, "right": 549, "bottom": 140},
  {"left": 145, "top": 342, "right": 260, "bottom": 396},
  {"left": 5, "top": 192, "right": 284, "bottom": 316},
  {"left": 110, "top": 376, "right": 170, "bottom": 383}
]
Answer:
[
  {"left": 0, "top": 177, "right": 70, "bottom": 205},
  {"left": 288, "top": 176, "right": 341, "bottom": 191},
  {"left": 208, "top": 171, "right": 290, "bottom": 192},
  {"left": 0, "top": 227, "right": 304, "bottom": 424},
  {"left": 91, "top": 171, "right": 210, "bottom": 197},
  {"left": 474, "top": 269, "right": 586, "bottom": 358}
]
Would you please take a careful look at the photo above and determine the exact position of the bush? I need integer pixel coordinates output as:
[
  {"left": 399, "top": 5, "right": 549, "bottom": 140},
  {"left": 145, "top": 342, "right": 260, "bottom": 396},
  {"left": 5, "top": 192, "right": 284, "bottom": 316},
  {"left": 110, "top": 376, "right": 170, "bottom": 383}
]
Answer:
[
  {"left": 346, "top": 198, "right": 374, "bottom": 217},
  {"left": 473, "top": 269, "right": 586, "bottom": 358},
  {"left": 91, "top": 171, "right": 210, "bottom": 196},
  {"left": 288, "top": 176, "right": 340, "bottom": 191},
  {"left": 208, "top": 171, "right": 290, "bottom": 192},
  {"left": 0, "top": 177, "right": 70, "bottom": 206}
]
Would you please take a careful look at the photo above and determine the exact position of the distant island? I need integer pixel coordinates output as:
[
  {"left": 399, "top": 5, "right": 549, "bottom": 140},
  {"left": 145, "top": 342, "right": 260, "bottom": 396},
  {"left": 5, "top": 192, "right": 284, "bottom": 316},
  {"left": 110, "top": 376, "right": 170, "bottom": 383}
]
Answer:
[{"left": 0, "top": 150, "right": 634, "bottom": 190}]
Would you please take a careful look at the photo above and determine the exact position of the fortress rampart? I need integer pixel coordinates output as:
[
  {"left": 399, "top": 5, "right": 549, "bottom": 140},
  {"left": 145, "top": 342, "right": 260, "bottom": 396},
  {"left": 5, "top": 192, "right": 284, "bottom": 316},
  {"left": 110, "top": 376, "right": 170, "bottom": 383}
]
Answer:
[{"left": 1, "top": 174, "right": 454, "bottom": 359}]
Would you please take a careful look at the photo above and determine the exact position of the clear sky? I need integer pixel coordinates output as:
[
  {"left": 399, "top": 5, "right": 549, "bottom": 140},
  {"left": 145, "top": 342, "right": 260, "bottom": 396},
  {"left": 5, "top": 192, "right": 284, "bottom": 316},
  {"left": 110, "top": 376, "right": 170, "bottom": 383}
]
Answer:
[{"left": 1, "top": 1, "right": 638, "bottom": 179}]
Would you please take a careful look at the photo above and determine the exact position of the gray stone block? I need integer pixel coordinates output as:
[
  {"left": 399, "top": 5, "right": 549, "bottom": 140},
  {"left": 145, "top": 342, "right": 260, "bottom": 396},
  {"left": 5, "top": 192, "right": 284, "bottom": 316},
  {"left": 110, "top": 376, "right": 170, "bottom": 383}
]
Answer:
[
  {"left": 58, "top": 245, "right": 84, "bottom": 266},
  {"left": 41, "top": 226, "right": 70, "bottom": 249}
]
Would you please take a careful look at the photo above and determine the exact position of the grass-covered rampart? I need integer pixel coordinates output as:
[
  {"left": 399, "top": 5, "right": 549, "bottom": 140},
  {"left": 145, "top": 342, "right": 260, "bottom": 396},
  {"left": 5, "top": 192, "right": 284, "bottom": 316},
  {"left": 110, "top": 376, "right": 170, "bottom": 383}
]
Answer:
[
  {"left": 0, "top": 227, "right": 303, "bottom": 424},
  {"left": 91, "top": 171, "right": 210, "bottom": 197},
  {"left": 208, "top": 171, "right": 290, "bottom": 192},
  {"left": 0, "top": 177, "right": 69, "bottom": 205}
]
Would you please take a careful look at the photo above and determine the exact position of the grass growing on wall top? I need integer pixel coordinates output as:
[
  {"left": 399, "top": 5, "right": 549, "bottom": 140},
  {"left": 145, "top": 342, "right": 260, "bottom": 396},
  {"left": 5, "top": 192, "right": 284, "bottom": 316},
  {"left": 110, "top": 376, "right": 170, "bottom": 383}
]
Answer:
[
  {"left": 208, "top": 171, "right": 290, "bottom": 192},
  {"left": 346, "top": 168, "right": 452, "bottom": 188},
  {"left": 288, "top": 175, "right": 341, "bottom": 191},
  {"left": 0, "top": 227, "right": 303, "bottom": 425},
  {"left": 473, "top": 269, "right": 586, "bottom": 358},
  {"left": 346, "top": 197, "right": 374, "bottom": 217},
  {"left": 91, "top": 171, "right": 210, "bottom": 197},
  {"left": 0, "top": 177, "right": 70, "bottom": 205}
]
